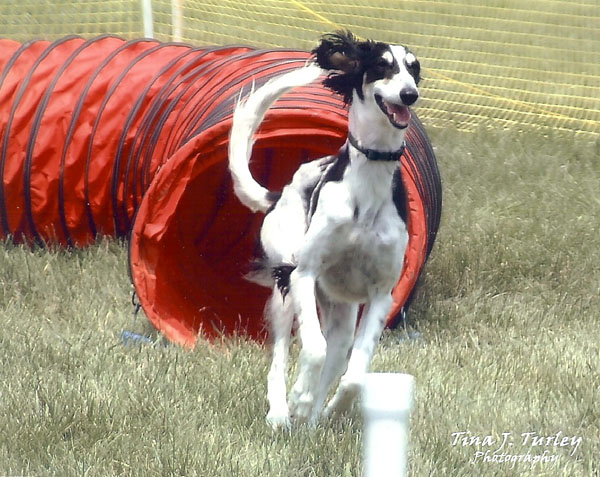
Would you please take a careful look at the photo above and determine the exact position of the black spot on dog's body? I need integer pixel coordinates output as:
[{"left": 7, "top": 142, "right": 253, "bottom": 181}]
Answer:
[
  {"left": 322, "top": 146, "right": 350, "bottom": 183},
  {"left": 272, "top": 264, "right": 296, "bottom": 299},
  {"left": 307, "top": 145, "right": 350, "bottom": 220},
  {"left": 392, "top": 168, "right": 408, "bottom": 225}
]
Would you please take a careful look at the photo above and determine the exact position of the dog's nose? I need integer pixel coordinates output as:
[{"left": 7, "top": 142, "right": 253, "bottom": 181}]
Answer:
[{"left": 400, "top": 89, "right": 419, "bottom": 106}]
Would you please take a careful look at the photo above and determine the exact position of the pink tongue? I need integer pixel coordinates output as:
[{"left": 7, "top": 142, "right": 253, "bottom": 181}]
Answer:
[{"left": 388, "top": 103, "right": 411, "bottom": 125}]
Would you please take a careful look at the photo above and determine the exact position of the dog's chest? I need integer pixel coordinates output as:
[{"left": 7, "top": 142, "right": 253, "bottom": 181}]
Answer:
[{"left": 317, "top": 202, "right": 407, "bottom": 302}]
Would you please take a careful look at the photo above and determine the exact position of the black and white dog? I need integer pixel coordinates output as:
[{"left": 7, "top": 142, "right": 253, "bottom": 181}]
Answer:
[{"left": 228, "top": 31, "right": 421, "bottom": 429}]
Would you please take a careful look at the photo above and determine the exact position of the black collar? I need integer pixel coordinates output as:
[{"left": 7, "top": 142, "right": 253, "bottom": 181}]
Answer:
[{"left": 348, "top": 134, "right": 406, "bottom": 162}]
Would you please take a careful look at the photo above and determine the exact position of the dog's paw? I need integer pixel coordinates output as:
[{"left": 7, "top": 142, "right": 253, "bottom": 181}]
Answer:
[
  {"left": 324, "top": 377, "right": 361, "bottom": 419},
  {"left": 266, "top": 410, "right": 292, "bottom": 431},
  {"left": 288, "top": 389, "right": 316, "bottom": 426}
]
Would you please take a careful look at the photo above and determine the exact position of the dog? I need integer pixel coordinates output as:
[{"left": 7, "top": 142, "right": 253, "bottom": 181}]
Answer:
[{"left": 228, "top": 31, "right": 421, "bottom": 429}]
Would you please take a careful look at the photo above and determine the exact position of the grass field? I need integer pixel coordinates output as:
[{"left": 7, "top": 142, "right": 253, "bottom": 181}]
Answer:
[{"left": 0, "top": 126, "right": 598, "bottom": 476}]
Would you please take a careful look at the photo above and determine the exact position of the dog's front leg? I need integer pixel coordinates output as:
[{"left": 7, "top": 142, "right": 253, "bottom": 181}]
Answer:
[
  {"left": 324, "top": 293, "right": 393, "bottom": 418},
  {"left": 310, "top": 298, "right": 358, "bottom": 425},
  {"left": 287, "top": 268, "right": 327, "bottom": 425}
]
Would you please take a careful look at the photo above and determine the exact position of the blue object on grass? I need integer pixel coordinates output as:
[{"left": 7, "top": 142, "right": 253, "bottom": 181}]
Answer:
[{"left": 120, "top": 330, "right": 155, "bottom": 346}]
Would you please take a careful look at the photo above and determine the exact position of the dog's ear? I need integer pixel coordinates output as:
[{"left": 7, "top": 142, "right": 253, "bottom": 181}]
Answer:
[
  {"left": 326, "top": 52, "right": 359, "bottom": 74},
  {"left": 312, "top": 31, "right": 364, "bottom": 104},
  {"left": 312, "top": 31, "right": 361, "bottom": 74}
]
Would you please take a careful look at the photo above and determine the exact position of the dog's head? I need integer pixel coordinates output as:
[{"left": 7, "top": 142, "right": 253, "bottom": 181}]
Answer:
[{"left": 312, "top": 31, "right": 420, "bottom": 130}]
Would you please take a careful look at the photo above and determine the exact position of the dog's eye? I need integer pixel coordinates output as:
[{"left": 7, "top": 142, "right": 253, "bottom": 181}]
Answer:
[{"left": 405, "top": 58, "right": 421, "bottom": 83}]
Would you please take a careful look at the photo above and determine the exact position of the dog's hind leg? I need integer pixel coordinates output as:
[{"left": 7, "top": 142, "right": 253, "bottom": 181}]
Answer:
[
  {"left": 310, "top": 296, "right": 358, "bottom": 425},
  {"left": 324, "top": 293, "right": 393, "bottom": 419},
  {"left": 265, "top": 288, "right": 294, "bottom": 430}
]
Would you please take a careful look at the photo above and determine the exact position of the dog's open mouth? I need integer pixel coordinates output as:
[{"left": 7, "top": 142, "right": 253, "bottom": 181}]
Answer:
[{"left": 375, "top": 95, "right": 411, "bottom": 129}]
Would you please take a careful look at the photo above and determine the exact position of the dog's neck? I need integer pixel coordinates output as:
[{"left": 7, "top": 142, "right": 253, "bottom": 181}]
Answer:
[
  {"left": 342, "top": 144, "right": 398, "bottom": 212},
  {"left": 348, "top": 133, "right": 405, "bottom": 162}
]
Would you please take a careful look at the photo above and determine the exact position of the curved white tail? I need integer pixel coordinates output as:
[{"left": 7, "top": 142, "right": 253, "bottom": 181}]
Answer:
[{"left": 228, "top": 64, "right": 323, "bottom": 213}]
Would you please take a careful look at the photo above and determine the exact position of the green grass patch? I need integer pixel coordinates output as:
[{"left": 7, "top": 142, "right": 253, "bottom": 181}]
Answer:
[{"left": 0, "top": 127, "right": 598, "bottom": 476}]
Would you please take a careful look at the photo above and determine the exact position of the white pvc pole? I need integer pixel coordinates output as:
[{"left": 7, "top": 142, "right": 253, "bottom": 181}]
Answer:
[
  {"left": 171, "top": 0, "right": 183, "bottom": 42},
  {"left": 361, "top": 373, "right": 416, "bottom": 477},
  {"left": 141, "top": 0, "right": 154, "bottom": 39}
]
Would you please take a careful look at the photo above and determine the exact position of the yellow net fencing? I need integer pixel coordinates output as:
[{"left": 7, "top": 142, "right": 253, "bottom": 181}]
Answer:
[{"left": 1, "top": 0, "right": 598, "bottom": 137}]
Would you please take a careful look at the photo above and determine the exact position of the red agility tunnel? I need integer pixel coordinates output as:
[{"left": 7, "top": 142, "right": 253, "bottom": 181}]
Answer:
[{"left": 0, "top": 36, "right": 441, "bottom": 348}]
